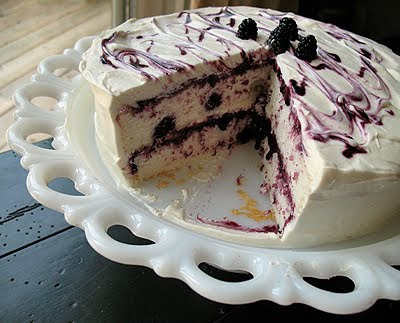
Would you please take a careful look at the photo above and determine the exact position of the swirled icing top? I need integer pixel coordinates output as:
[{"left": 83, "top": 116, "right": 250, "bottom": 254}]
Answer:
[{"left": 80, "top": 6, "right": 400, "bottom": 176}]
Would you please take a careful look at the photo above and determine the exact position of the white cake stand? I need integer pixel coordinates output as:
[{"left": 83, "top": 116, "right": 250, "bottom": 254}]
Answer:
[{"left": 7, "top": 36, "right": 400, "bottom": 314}]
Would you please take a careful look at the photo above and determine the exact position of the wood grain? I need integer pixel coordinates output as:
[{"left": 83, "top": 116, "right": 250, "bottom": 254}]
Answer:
[
  {"left": 0, "top": 1, "right": 87, "bottom": 48},
  {"left": 0, "top": 0, "right": 110, "bottom": 153},
  {"left": 0, "top": 10, "right": 110, "bottom": 87}
]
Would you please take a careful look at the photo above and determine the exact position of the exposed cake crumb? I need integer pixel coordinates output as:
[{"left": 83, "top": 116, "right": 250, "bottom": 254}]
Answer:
[{"left": 232, "top": 189, "right": 275, "bottom": 222}]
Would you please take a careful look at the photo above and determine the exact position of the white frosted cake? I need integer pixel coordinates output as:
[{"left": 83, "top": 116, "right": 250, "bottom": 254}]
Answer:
[{"left": 79, "top": 6, "right": 400, "bottom": 245}]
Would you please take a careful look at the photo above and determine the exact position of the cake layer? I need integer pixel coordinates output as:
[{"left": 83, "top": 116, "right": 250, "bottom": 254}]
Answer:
[
  {"left": 115, "top": 65, "right": 271, "bottom": 155},
  {"left": 261, "top": 69, "right": 318, "bottom": 233},
  {"left": 129, "top": 111, "right": 258, "bottom": 182}
]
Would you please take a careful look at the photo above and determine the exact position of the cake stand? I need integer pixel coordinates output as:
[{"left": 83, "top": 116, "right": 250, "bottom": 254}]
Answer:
[{"left": 6, "top": 36, "right": 400, "bottom": 314}]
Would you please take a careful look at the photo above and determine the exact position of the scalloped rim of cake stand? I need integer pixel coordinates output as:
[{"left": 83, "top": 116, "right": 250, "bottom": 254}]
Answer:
[{"left": 6, "top": 36, "right": 400, "bottom": 314}]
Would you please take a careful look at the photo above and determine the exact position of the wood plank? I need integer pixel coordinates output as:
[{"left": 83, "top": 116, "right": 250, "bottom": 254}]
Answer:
[
  {"left": 0, "top": 0, "right": 50, "bottom": 30},
  {"left": 0, "top": 0, "right": 88, "bottom": 48},
  {"left": 0, "top": 2, "right": 108, "bottom": 65},
  {"left": 0, "top": 66, "right": 34, "bottom": 105},
  {"left": 0, "top": 224, "right": 235, "bottom": 322},
  {"left": 0, "top": 9, "right": 110, "bottom": 89},
  {"left": 0, "top": 0, "right": 37, "bottom": 16},
  {"left": 0, "top": 141, "right": 79, "bottom": 255},
  {"left": 0, "top": 97, "right": 15, "bottom": 118}
]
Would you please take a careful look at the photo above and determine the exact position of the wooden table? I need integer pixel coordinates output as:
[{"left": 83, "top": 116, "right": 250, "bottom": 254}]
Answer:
[{"left": 1, "top": 139, "right": 399, "bottom": 321}]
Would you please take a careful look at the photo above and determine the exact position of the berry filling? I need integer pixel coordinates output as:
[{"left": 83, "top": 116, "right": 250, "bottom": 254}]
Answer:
[{"left": 153, "top": 116, "right": 176, "bottom": 139}]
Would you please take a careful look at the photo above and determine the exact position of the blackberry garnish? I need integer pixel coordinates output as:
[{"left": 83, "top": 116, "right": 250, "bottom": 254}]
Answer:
[
  {"left": 153, "top": 116, "right": 175, "bottom": 139},
  {"left": 205, "top": 93, "right": 222, "bottom": 111},
  {"left": 295, "top": 35, "right": 317, "bottom": 61},
  {"left": 279, "top": 17, "right": 298, "bottom": 41},
  {"left": 237, "top": 18, "right": 258, "bottom": 40},
  {"left": 268, "top": 36, "right": 290, "bottom": 55},
  {"left": 267, "top": 17, "right": 298, "bottom": 54}
]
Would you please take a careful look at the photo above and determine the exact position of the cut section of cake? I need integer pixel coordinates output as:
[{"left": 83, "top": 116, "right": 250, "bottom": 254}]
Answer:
[{"left": 79, "top": 6, "right": 400, "bottom": 246}]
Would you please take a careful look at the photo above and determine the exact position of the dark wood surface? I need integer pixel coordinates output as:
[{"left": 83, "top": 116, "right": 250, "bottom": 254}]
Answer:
[{"left": 1, "top": 140, "right": 400, "bottom": 322}]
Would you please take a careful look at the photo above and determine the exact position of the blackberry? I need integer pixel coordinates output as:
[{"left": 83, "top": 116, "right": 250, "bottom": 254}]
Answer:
[
  {"left": 295, "top": 35, "right": 317, "bottom": 61},
  {"left": 206, "top": 74, "right": 219, "bottom": 87},
  {"left": 268, "top": 24, "right": 287, "bottom": 43},
  {"left": 268, "top": 36, "right": 290, "bottom": 55},
  {"left": 153, "top": 116, "right": 175, "bottom": 139},
  {"left": 205, "top": 93, "right": 222, "bottom": 111},
  {"left": 279, "top": 17, "right": 298, "bottom": 41},
  {"left": 216, "top": 113, "right": 233, "bottom": 131},
  {"left": 267, "top": 17, "right": 298, "bottom": 54},
  {"left": 237, "top": 18, "right": 258, "bottom": 40},
  {"left": 129, "top": 160, "right": 138, "bottom": 173},
  {"left": 128, "top": 153, "right": 139, "bottom": 174}
]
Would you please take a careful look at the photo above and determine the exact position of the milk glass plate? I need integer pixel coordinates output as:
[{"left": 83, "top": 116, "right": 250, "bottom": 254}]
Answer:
[{"left": 7, "top": 36, "right": 400, "bottom": 314}]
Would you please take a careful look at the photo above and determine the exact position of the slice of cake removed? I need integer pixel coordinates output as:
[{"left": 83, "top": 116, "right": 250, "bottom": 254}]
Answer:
[{"left": 80, "top": 6, "right": 400, "bottom": 246}]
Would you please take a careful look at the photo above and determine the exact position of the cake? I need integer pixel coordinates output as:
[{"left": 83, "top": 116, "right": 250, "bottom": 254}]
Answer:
[{"left": 79, "top": 6, "right": 400, "bottom": 245}]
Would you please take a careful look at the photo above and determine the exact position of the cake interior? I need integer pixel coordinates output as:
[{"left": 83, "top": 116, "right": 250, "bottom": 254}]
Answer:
[
  {"left": 261, "top": 69, "right": 311, "bottom": 231},
  {"left": 111, "top": 53, "right": 313, "bottom": 235}
]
